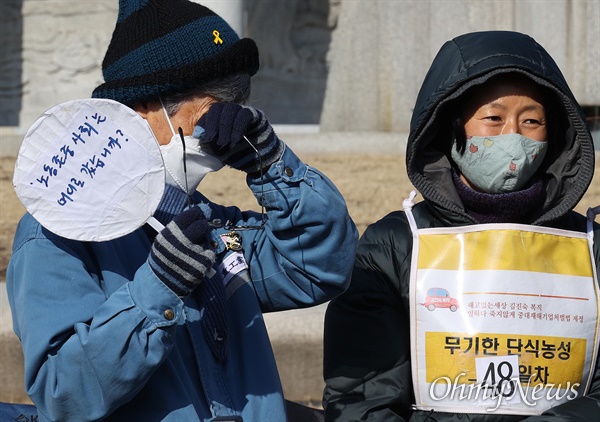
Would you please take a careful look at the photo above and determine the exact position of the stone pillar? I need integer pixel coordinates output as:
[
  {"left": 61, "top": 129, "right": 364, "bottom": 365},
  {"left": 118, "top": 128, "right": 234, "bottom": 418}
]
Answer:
[
  {"left": 0, "top": 1, "right": 23, "bottom": 127},
  {"left": 244, "top": 0, "right": 339, "bottom": 124},
  {"left": 320, "top": 0, "right": 433, "bottom": 132},
  {"left": 18, "top": 0, "right": 116, "bottom": 131},
  {"left": 320, "top": 0, "right": 600, "bottom": 133}
]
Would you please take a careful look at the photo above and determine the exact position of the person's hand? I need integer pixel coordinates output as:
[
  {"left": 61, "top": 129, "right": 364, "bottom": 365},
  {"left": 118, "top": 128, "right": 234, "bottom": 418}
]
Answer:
[
  {"left": 197, "top": 103, "right": 283, "bottom": 174},
  {"left": 148, "top": 206, "right": 216, "bottom": 297}
]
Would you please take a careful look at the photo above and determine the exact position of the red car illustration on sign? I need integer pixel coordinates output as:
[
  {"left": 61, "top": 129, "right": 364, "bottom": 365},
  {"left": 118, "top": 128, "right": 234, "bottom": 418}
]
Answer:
[{"left": 422, "top": 287, "right": 459, "bottom": 312}]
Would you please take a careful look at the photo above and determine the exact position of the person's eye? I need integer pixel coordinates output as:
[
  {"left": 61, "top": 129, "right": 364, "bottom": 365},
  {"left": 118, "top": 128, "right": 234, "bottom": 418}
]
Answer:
[
  {"left": 483, "top": 115, "right": 502, "bottom": 122},
  {"left": 523, "top": 118, "right": 543, "bottom": 125}
]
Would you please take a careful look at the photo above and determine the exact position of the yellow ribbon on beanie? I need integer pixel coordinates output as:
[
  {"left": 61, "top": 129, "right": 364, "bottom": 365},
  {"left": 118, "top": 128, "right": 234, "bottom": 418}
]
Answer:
[{"left": 213, "top": 30, "right": 223, "bottom": 44}]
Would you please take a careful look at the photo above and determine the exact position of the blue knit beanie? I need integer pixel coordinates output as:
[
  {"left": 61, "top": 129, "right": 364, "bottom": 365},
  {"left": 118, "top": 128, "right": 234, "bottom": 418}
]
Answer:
[{"left": 92, "top": 0, "right": 259, "bottom": 106}]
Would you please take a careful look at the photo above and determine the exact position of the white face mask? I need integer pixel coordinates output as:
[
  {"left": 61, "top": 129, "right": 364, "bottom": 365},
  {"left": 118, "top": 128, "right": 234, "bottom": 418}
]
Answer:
[
  {"left": 451, "top": 133, "right": 547, "bottom": 193},
  {"left": 159, "top": 101, "right": 223, "bottom": 195}
]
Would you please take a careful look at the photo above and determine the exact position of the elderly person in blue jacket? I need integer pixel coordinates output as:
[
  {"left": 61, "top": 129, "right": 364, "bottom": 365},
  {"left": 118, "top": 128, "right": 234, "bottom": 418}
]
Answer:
[
  {"left": 323, "top": 31, "right": 599, "bottom": 421},
  {"left": 7, "top": 1, "right": 358, "bottom": 421}
]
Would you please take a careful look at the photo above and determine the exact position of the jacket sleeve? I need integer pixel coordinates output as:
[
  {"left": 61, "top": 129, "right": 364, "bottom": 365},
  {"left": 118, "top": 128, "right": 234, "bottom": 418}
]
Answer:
[
  {"left": 236, "top": 144, "right": 358, "bottom": 311},
  {"left": 323, "top": 212, "right": 415, "bottom": 421},
  {"left": 7, "top": 221, "right": 184, "bottom": 421}
]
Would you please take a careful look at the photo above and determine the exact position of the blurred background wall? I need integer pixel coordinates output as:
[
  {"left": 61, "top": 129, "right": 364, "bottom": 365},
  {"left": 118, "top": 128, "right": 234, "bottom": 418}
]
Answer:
[{"left": 0, "top": 0, "right": 598, "bottom": 145}]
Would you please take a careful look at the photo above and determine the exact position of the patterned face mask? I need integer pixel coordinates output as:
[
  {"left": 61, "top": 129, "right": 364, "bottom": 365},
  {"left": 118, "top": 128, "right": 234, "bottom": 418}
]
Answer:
[{"left": 451, "top": 133, "right": 547, "bottom": 193}]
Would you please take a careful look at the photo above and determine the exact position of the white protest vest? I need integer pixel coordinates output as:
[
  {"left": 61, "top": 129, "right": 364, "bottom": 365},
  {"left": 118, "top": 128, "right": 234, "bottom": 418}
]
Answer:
[{"left": 403, "top": 191, "right": 600, "bottom": 416}]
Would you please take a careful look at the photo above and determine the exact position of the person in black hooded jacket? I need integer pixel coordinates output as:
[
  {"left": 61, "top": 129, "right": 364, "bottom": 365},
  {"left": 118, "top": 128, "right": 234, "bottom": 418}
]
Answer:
[{"left": 322, "top": 31, "right": 600, "bottom": 421}]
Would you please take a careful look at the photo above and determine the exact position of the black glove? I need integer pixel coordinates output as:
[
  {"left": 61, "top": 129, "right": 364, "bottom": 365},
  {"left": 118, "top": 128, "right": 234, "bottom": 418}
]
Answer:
[
  {"left": 148, "top": 206, "right": 216, "bottom": 297},
  {"left": 197, "top": 103, "right": 284, "bottom": 174}
]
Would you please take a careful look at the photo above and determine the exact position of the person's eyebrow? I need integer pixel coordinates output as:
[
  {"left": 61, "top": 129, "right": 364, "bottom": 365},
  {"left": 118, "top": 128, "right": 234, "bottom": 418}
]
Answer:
[
  {"left": 521, "top": 104, "right": 545, "bottom": 112},
  {"left": 483, "top": 102, "right": 544, "bottom": 112},
  {"left": 475, "top": 102, "right": 508, "bottom": 112}
]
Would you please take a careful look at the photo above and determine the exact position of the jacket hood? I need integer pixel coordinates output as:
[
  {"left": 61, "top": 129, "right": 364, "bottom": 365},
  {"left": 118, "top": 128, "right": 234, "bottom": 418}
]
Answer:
[{"left": 406, "top": 31, "right": 595, "bottom": 226}]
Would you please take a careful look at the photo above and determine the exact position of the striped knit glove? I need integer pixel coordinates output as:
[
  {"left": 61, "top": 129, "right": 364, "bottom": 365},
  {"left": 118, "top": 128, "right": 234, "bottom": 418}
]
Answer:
[
  {"left": 148, "top": 207, "right": 216, "bottom": 297},
  {"left": 197, "top": 103, "right": 284, "bottom": 174}
]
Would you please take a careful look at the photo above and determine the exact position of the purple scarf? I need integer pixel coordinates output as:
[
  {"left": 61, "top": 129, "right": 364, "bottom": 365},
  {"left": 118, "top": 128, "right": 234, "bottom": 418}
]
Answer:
[{"left": 451, "top": 170, "right": 546, "bottom": 224}]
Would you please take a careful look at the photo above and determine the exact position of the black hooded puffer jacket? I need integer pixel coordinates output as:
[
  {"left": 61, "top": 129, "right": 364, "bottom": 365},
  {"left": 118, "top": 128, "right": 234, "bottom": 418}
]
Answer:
[{"left": 323, "top": 31, "right": 599, "bottom": 422}]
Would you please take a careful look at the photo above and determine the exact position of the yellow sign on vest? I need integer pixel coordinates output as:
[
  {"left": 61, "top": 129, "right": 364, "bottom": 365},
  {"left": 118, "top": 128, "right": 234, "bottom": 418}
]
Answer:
[{"left": 403, "top": 194, "right": 599, "bottom": 416}]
